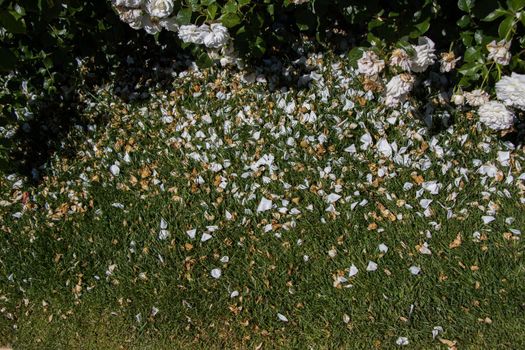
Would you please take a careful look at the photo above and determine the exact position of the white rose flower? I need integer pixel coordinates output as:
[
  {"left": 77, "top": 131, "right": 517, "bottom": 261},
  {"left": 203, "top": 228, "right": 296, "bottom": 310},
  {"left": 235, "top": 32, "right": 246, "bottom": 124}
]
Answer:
[
  {"left": 495, "top": 73, "right": 525, "bottom": 110},
  {"left": 389, "top": 48, "right": 411, "bottom": 71},
  {"left": 464, "top": 89, "right": 490, "bottom": 107},
  {"left": 385, "top": 73, "right": 415, "bottom": 107},
  {"left": 439, "top": 52, "right": 461, "bottom": 73},
  {"left": 357, "top": 51, "right": 385, "bottom": 76},
  {"left": 487, "top": 40, "right": 511, "bottom": 66},
  {"left": 178, "top": 24, "right": 210, "bottom": 45},
  {"left": 203, "top": 23, "right": 231, "bottom": 49},
  {"left": 451, "top": 93, "right": 465, "bottom": 106},
  {"left": 117, "top": 8, "right": 145, "bottom": 30},
  {"left": 142, "top": 15, "right": 162, "bottom": 35},
  {"left": 218, "top": 44, "right": 239, "bottom": 67},
  {"left": 478, "top": 101, "right": 515, "bottom": 131},
  {"left": 410, "top": 36, "right": 436, "bottom": 73},
  {"left": 112, "top": 0, "right": 144, "bottom": 8},
  {"left": 159, "top": 17, "right": 178, "bottom": 32},
  {"left": 145, "top": 0, "right": 174, "bottom": 19}
]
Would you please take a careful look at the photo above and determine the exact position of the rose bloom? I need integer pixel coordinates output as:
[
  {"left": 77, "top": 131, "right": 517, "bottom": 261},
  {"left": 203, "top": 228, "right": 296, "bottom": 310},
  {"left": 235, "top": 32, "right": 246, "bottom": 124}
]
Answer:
[
  {"left": 179, "top": 24, "right": 209, "bottom": 44},
  {"left": 203, "top": 23, "right": 230, "bottom": 49},
  {"left": 385, "top": 73, "right": 415, "bottom": 107},
  {"left": 478, "top": 101, "right": 515, "bottom": 131},
  {"left": 496, "top": 73, "right": 525, "bottom": 110},
  {"left": 145, "top": 0, "right": 174, "bottom": 18},
  {"left": 112, "top": 0, "right": 144, "bottom": 8},
  {"left": 487, "top": 40, "right": 511, "bottom": 66},
  {"left": 389, "top": 48, "right": 411, "bottom": 71},
  {"left": 116, "top": 8, "right": 145, "bottom": 30},
  {"left": 451, "top": 93, "right": 465, "bottom": 106},
  {"left": 357, "top": 51, "right": 385, "bottom": 76},
  {"left": 464, "top": 89, "right": 490, "bottom": 107},
  {"left": 439, "top": 52, "right": 461, "bottom": 73},
  {"left": 410, "top": 36, "right": 436, "bottom": 73}
]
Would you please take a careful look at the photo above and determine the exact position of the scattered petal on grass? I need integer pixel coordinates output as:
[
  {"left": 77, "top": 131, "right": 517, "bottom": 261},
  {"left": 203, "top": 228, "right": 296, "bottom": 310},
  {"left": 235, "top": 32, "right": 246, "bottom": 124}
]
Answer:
[
  {"left": 277, "top": 313, "right": 288, "bottom": 322},
  {"left": 419, "top": 199, "right": 433, "bottom": 209},
  {"left": 349, "top": 264, "right": 359, "bottom": 277},
  {"left": 432, "top": 326, "right": 443, "bottom": 340},
  {"left": 158, "top": 229, "right": 170, "bottom": 240},
  {"left": 396, "top": 337, "right": 409, "bottom": 346},
  {"left": 482, "top": 216, "right": 495, "bottom": 224},
  {"left": 210, "top": 268, "right": 222, "bottom": 279},
  {"left": 419, "top": 243, "right": 432, "bottom": 255},
  {"left": 366, "top": 261, "right": 378, "bottom": 271},
  {"left": 110, "top": 164, "right": 120, "bottom": 176},
  {"left": 326, "top": 193, "right": 342, "bottom": 203},
  {"left": 379, "top": 243, "right": 389, "bottom": 253},
  {"left": 186, "top": 229, "right": 197, "bottom": 239},
  {"left": 201, "top": 233, "right": 212, "bottom": 242},
  {"left": 257, "top": 197, "right": 273, "bottom": 213},
  {"left": 409, "top": 266, "right": 421, "bottom": 275}
]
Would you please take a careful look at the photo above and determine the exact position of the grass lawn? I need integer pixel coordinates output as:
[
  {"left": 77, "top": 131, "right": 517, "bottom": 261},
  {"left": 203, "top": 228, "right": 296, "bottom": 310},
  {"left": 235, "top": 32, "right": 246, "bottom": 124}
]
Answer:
[{"left": 1, "top": 54, "right": 524, "bottom": 349}]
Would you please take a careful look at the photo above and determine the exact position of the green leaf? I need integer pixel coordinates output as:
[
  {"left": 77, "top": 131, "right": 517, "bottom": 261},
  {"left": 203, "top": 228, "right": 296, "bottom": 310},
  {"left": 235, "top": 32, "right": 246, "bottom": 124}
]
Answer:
[
  {"left": 223, "top": 0, "right": 238, "bottom": 14},
  {"left": 367, "top": 18, "right": 384, "bottom": 31},
  {"left": 348, "top": 47, "right": 364, "bottom": 66},
  {"left": 498, "top": 16, "right": 515, "bottom": 38},
  {"left": 464, "top": 47, "right": 483, "bottom": 63},
  {"left": 482, "top": 8, "right": 510, "bottom": 21},
  {"left": 457, "top": 15, "right": 471, "bottom": 28},
  {"left": 206, "top": 2, "right": 218, "bottom": 20},
  {"left": 507, "top": 0, "right": 525, "bottom": 12},
  {"left": 0, "top": 48, "right": 17, "bottom": 72},
  {"left": 220, "top": 12, "right": 240, "bottom": 28},
  {"left": 0, "top": 10, "right": 26, "bottom": 33},
  {"left": 457, "top": 0, "right": 474, "bottom": 12},
  {"left": 458, "top": 62, "right": 483, "bottom": 76},
  {"left": 414, "top": 19, "right": 430, "bottom": 34},
  {"left": 175, "top": 7, "right": 192, "bottom": 25}
]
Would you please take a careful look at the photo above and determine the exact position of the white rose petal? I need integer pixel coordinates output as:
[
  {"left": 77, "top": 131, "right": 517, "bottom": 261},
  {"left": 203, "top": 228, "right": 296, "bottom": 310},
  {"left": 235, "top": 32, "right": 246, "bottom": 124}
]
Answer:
[
  {"left": 348, "top": 264, "right": 359, "bottom": 277},
  {"left": 326, "top": 193, "right": 342, "bottom": 203},
  {"left": 210, "top": 268, "right": 222, "bottom": 279},
  {"left": 257, "top": 197, "right": 273, "bottom": 213},
  {"left": 379, "top": 243, "right": 389, "bottom": 253},
  {"left": 366, "top": 261, "right": 378, "bottom": 272},
  {"left": 419, "top": 199, "right": 433, "bottom": 209},
  {"left": 396, "top": 337, "right": 409, "bottom": 346},
  {"left": 482, "top": 216, "right": 495, "bottom": 224},
  {"left": 377, "top": 138, "right": 393, "bottom": 158},
  {"left": 110, "top": 164, "right": 120, "bottom": 176},
  {"left": 277, "top": 313, "right": 288, "bottom": 322},
  {"left": 201, "top": 233, "right": 212, "bottom": 242},
  {"left": 186, "top": 229, "right": 197, "bottom": 239},
  {"left": 409, "top": 266, "right": 421, "bottom": 275}
]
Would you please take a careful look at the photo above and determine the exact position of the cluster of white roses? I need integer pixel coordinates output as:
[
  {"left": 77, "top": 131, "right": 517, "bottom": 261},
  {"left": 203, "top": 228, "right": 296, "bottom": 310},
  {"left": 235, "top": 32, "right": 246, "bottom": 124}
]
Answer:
[
  {"left": 466, "top": 73, "right": 525, "bottom": 131},
  {"left": 357, "top": 36, "right": 522, "bottom": 132},
  {"left": 357, "top": 37, "right": 456, "bottom": 107},
  {"left": 111, "top": 0, "right": 178, "bottom": 35},
  {"left": 111, "top": 0, "right": 235, "bottom": 65}
]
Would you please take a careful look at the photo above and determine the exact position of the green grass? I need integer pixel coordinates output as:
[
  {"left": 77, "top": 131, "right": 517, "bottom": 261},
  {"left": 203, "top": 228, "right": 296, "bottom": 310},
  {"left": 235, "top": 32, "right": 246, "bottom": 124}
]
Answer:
[{"left": 1, "top": 56, "right": 524, "bottom": 349}]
